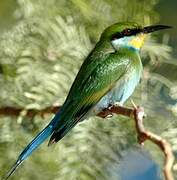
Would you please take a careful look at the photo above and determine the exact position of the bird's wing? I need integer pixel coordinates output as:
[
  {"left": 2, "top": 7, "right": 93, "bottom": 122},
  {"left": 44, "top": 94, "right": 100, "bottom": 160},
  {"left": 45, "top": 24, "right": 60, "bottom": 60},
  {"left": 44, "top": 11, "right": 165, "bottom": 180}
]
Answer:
[{"left": 49, "top": 50, "right": 130, "bottom": 144}]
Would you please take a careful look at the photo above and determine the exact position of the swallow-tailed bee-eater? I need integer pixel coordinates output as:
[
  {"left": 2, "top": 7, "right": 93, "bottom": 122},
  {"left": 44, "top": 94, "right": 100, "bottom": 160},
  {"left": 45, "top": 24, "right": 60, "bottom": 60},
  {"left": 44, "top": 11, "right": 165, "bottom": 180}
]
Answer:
[{"left": 4, "top": 22, "right": 171, "bottom": 179}]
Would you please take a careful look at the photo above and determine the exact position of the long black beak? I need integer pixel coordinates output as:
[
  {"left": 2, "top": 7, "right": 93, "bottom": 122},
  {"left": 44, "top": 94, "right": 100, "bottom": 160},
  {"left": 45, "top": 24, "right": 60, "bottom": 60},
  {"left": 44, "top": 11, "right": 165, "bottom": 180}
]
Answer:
[{"left": 143, "top": 25, "right": 172, "bottom": 34}]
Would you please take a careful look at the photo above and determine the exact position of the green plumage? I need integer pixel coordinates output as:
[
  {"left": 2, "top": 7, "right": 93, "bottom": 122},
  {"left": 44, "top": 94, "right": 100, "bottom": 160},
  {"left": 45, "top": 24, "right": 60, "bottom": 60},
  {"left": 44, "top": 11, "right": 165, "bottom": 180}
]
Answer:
[
  {"left": 49, "top": 24, "right": 143, "bottom": 143},
  {"left": 5, "top": 22, "right": 171, "bottom": 180}
]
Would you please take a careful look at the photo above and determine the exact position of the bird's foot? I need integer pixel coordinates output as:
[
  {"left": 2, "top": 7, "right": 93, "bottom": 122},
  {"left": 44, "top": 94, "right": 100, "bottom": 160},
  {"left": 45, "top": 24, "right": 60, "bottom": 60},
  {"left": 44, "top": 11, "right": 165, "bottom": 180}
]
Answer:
[{"left": 97, "top": 105, "right": 113, "bottom": 118}]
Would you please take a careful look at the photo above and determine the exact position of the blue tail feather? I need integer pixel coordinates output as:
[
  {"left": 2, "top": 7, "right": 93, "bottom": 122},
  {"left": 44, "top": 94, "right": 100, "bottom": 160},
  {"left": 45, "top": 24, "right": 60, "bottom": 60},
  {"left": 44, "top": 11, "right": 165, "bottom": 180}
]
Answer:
[
  {"left": 3, "top": 123, "right": 54, "bottom": 180},
  {"left": 3, "top": 108, "right": 64, "bottom": 179},
  {"left": 19, "top": 124, "right": 54, "bottom": 161}
]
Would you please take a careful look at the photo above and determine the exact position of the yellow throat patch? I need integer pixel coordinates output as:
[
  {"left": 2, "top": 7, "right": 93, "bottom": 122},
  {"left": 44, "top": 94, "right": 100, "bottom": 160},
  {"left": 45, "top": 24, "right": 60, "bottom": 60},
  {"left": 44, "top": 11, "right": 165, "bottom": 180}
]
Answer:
[{"left": 129, "top": 34, "right": 146, "bottom": 49}]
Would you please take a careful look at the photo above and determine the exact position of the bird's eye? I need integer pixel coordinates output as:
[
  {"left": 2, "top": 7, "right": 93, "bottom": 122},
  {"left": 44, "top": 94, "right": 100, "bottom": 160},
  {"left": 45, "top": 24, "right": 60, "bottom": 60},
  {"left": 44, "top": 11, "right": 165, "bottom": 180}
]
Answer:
[{"left": 123, "top": 29, "right": 131, "bottom": 36}]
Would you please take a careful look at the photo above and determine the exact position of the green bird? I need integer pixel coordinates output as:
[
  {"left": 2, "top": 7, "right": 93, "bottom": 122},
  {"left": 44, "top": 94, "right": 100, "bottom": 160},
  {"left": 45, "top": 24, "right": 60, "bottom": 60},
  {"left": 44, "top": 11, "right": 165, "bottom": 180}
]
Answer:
[{"left": 4, "top": 22, "right": 171, "bottom": 179}]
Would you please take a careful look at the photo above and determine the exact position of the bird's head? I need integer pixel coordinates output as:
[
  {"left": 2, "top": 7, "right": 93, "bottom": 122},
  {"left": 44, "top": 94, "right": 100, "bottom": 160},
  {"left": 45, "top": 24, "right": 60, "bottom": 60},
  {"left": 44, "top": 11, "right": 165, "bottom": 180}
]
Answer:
[{"left": 101, "top": 22, "right": 171, "bottom": 51}]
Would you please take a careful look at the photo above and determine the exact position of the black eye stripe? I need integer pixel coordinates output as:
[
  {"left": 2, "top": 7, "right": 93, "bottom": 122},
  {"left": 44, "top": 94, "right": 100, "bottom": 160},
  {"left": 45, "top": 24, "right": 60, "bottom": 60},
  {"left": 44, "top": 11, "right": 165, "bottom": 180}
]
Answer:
[
  {"left": 111, "top": 28, "right": 142, "bottom": 40},
  {"left": 111, "top": 32, "right": 124, "bottom": 40}
]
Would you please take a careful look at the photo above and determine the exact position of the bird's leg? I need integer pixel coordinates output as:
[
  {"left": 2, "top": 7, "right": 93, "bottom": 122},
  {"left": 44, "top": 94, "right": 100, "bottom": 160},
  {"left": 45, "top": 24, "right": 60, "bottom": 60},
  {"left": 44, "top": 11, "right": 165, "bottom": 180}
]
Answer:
[
  {"left": 98, "top": 102, "right": 133, "bottom": 119},
  {"left": 97, "top": 104, "right": 113, "bottom": 118},
  {"left": 97, "top": 102, "right": 130, "bottom": 118}
]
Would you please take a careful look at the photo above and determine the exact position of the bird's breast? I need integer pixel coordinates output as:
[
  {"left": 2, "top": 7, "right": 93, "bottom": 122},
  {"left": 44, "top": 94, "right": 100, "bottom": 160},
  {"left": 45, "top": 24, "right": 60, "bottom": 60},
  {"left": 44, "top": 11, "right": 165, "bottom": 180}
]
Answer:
[
  {"left": 92, "top": 58, "right": 142, "bottom": 114},
  {"left": 112, "top": 66, "right": 141, "bottom": 104}
]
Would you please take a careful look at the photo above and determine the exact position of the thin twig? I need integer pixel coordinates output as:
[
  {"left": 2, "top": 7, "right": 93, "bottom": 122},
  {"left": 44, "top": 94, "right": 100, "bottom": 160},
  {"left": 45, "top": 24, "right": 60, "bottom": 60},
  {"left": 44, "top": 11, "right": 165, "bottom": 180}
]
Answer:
[
  {"left": 98, "top": 105, "right": 175, "bottom": 180},
  {"left": 0, "top": 105, "right": 175, "bottom": 179},
  {"left": 0, "top": 106, "right": 60, "bottom": 118},
  {"left": 133, "top": 107, "right": 175, "bottom": 180}
]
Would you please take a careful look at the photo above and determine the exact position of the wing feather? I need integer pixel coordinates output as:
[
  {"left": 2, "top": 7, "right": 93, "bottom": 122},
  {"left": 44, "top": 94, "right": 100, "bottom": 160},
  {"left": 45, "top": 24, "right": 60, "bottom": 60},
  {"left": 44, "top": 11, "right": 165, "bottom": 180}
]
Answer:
[{"left": 49, "top": 50, "right": 130, "bottom": 144}]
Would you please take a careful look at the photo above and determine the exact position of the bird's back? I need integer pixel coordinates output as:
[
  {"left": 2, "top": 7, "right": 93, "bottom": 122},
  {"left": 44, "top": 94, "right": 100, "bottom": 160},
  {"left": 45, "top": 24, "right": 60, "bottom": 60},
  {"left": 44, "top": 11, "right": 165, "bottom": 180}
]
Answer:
[{"left": 50, "top": 42, "right": 143, "bottom": 144}]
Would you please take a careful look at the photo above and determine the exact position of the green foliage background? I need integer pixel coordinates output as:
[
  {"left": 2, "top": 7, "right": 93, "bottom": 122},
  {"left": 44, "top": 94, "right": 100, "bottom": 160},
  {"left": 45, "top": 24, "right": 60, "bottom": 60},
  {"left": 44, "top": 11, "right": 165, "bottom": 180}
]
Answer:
[{"left": 0, "top": 0, "right": 176, "bottom": 179}]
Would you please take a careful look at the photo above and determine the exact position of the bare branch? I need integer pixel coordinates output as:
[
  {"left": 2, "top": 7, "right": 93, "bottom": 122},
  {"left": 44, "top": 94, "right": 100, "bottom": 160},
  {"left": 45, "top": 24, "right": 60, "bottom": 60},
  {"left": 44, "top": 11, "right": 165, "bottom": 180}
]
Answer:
[
  {"left": 0, "top": 105, "right": 175, "bottom": 179},
  {"left": 0, "top": 106, "right": 60, "bottom": 118},
  {"left": 99, "top": 105, "right": 175, "bottom": 180}
]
